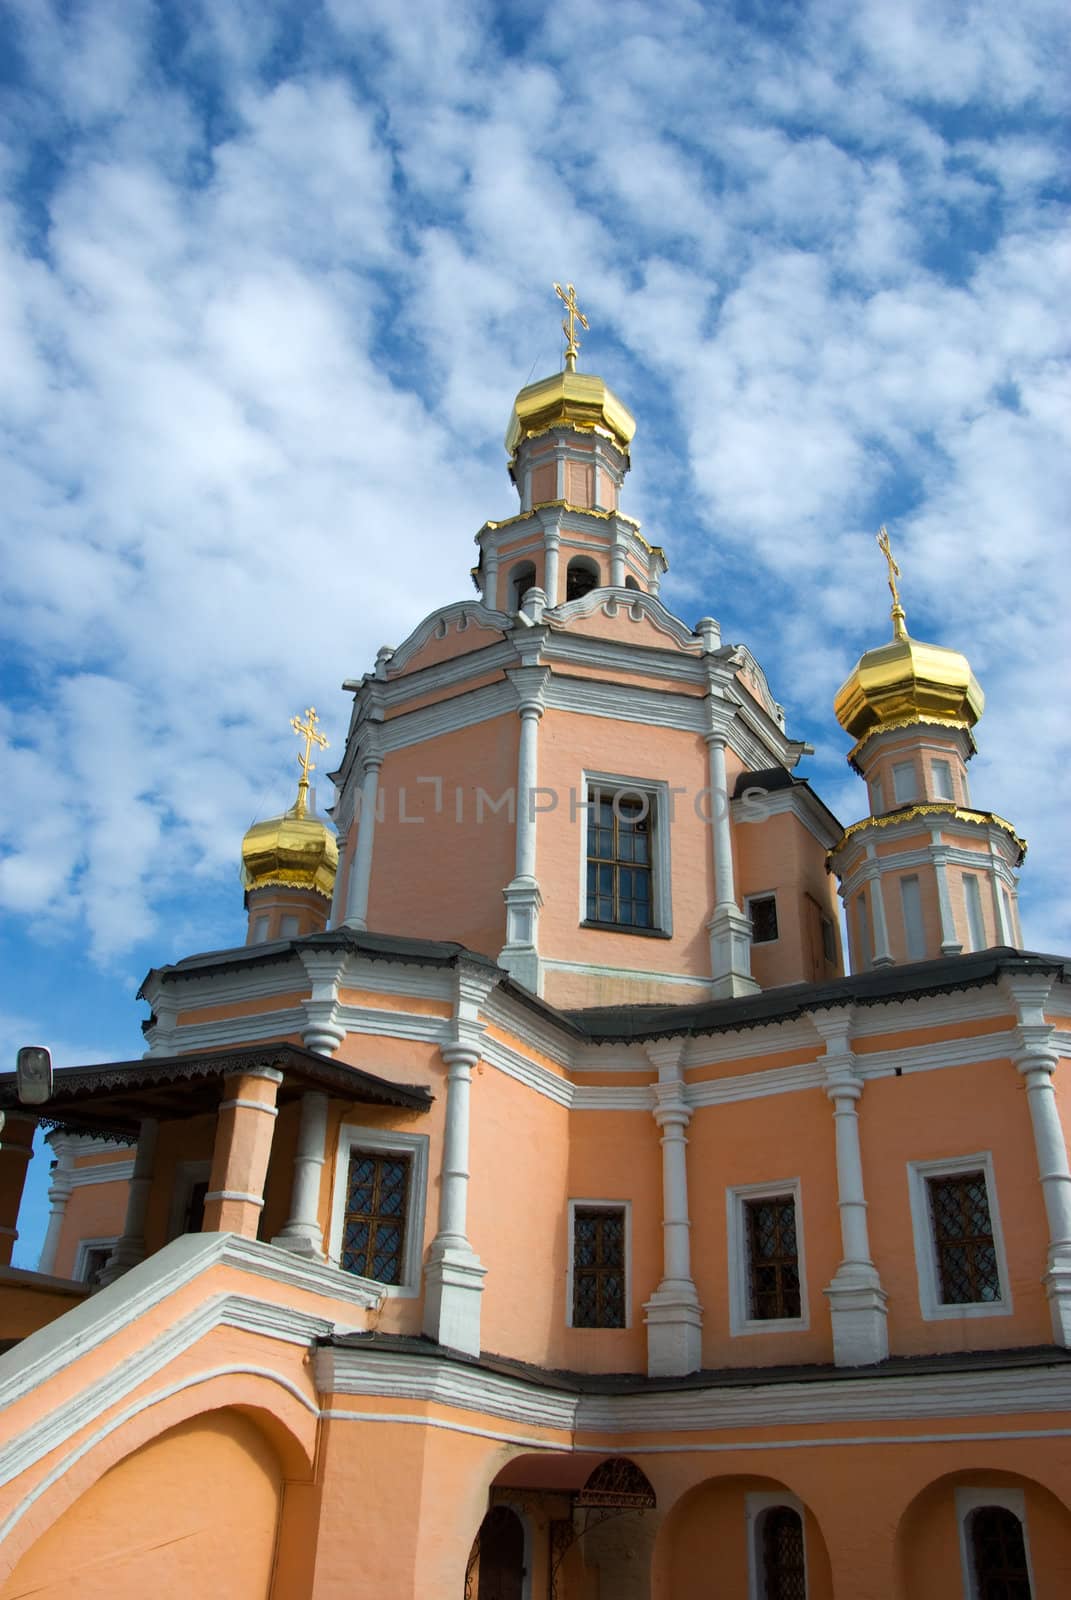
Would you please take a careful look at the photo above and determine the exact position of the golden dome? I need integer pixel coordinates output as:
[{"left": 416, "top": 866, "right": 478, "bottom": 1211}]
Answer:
[
  {"left": 835, "top": 632, "right": 984, "bottom": 743},
  {"left": 241, "top": 707, "right": 338, "bottom": 900},
  {"left": 505, "top": 368, "right": 636, "bottom": 461},
  {"left": 241, "top": 794, "right": 338, "bottom": 900}
]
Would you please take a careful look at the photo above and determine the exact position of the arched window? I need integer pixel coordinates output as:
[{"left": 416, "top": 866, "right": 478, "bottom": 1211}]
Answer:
[
  {"left": 566, "top": 557, "right": 599, "bottom": 601},
  {"left": 624, "top": 574, "right": 641, "bottom": 590},
  {"left": 969, "top": 1506, "right": 1032, "bottom": 1600},
  {"left": 509, "top": 562, "right": 536, "bottom": 611},
  {"left": 465, "top": 1504, "right": 526, "bottom": 1600},
  {"left": 759, "top": 1506, "right": 806, "bottom": 1600}
]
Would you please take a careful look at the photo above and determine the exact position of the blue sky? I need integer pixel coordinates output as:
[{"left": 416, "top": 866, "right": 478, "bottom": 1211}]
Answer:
[{"left": 2, "top": 0, "right": 1069, "bottom": 1264}]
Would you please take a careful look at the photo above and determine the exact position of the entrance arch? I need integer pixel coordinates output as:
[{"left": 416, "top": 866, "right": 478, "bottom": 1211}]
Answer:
[
  {"left": 465, "top": 1504, "right": 527, "bottom": 1600},
  {"left": 895, "top": 1469, "right": 1071, "bottom": 1600}
]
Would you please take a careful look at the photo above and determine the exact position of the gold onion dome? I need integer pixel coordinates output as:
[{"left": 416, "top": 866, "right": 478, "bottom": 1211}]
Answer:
[
  {"left": 834, "top": 527, "right": 984, "bottom": 744},
  {"left": 505, "top": 282, "right": 635, "bottom": 461},
  {"left": 240, "top": 709, "right": 338, "bottom": 900}
]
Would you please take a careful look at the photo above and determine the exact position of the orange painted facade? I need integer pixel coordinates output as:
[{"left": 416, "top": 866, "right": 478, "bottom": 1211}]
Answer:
[{"left": 0, "top": 358, "right": 1067, "bottom": 1597}]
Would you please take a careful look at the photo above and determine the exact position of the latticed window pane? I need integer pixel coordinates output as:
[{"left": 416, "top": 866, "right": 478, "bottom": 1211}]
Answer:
[
  {"left": 762, "top": 1507, "right": 807, "bottom": 1600},
  {"left": 573, "top": 1207, "right": 626, "bottom": 1328},
  {"left": 970, "top": 1506, "right": 1033, "bottom": 1600},
  {"left": 745, "top": 1196, "right": 801, "bottom": 1320},
  {"left": 342, "top": 1149, "right": 411, "bottom": 1285},
  {"left": 585, "top": 789, "right": 655, "bottom": 929},
  {"left": 927, "top": 1171, "right": 1001, "bottom": 1304}
]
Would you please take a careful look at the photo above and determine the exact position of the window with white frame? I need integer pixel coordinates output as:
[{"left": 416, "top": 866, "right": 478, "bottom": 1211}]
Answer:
[
  {"left": 73, "top": 1237, "right": 118, "bottom": 1286},
  {"left": 907, "top": 1154, "right": 1011, "bottom": 1321},
  {"left": 747, "top": 893, "right": 779, "bottom": 944},
  {"left": 568, "top": 1200, "right": 629, "bottom": 1328},
  {"left": 581, "top": 775, "right": 672, "bottom": 935},
  {"left": 856, "top": 890, "right": 873, "bottom": 970},
  {"left": 728, "top": 1180, "right": 807, "bottom": 1336},
  {"left": 747, "top": 1492, "right": 808, "bottom": 1600},
  {"left": 251, "top": 915, "right": 270, "bottom": 944},
  {"left": 931, "top": 758, "right": 954, "bottom": 801},
  {"left": 328, "top": 1124, "right": 429, "bottom": 1296},
  {"left": 955, "top": 1487, "right": 1034, "bottom": 1600},
  {"left": 899, "top": 875, "right": 926, "bottom": 961},
  {"left": 892, "top": 760, "right": 918, "bottom": 804},
  {"left": 964, "top": 873, "right": 987, "bottom": 951},
  {"left": 279, "top": 913, "right": 300, "bottom": 939}
]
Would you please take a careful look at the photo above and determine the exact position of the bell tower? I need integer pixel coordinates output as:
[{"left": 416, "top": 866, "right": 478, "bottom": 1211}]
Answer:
[{"left": 829, "top": 529, "right": 1025, "bottom": 969}]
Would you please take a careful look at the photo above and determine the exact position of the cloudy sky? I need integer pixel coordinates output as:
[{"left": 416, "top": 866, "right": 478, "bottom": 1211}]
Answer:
[{"left": 1, "top": 1, "right": 1068, "bottom": 1258}]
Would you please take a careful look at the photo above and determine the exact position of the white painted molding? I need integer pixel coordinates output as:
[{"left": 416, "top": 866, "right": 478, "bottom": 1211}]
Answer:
[
  {"left": 326, "top": 1124, "right": 430, "bottom": 1297},
  {"left": 726, "top": 1179, "right": 809, "bottom": 1337},
  {"left": 954, "top": 1486, "right": 1035, "bottom": 1600},
  {"left": 906, "top": 1152, "right": 1013, "bottom": 1322},
  {"left": 386, "top": 600, "right": 511, "bottom": 675}
]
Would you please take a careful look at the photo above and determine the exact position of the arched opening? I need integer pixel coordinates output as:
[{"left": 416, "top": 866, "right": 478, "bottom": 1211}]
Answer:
[
  {"left": 624, "top": 574, "right": 641, "bottom": 590},
  {"left": 967, "top": 1505, "right": 1032, "bottom": 1599},
  {"left": 465, "top": 1504, "right": 527, "bottom": 1600},
  {"left": 652, "top": 1474, "right": 832, "bottom": 1600},
  {"left": 756, "top": 1503, "right": 806, "bottom": 1599},
  {"left": 509, "top": 561, "right": 537, "bottom": 610},
  {"left": 565, "top": 557, "right": 599, "bottom": 601}
]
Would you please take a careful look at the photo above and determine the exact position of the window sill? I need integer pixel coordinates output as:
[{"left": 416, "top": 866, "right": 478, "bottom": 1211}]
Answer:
[
  {"left": 580, "top": 920, "right": 671, "bottom": 940},
  {"left": 730, "top": 1316, "right": 809, "bottom": 1337},
  {"left": 919, "top": 1298, "right": 1013, "bottom": 1321}
]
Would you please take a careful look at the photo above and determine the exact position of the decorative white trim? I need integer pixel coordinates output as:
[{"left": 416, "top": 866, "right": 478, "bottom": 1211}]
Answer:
[
  {"left": 579, "top": 770, "right": 673, "bottom": 937},
  {"left": 71, "top": 1237, "right": 119, "bottom": 1285},
  {"left": 746, "top": 1492, "right": 808, "bottom": 1600},
  {"left": 542, "top": 956, "right": 713, "bottom": 992},
  {"left": 65, "top": 1158, "right": 136, "bottom": 1189},
  {"left": 385, "top": 600, "right": 511, "bottom": 676},
  {"left": 566, "top": 1198, "right": 631, "bottom": 1329},
  {"left": 744, "top": 892, "right": 780, "bottom": 946},
  {"left": 219, "top": 1097, "right": 279, "bottom": 1116},
  {"left": 955, "top": 1486, "right": 1035, "bottom": 1600},
  {"left": 907, "top": 1152, "right": 1013, "bottom": 1321},
  {"left": 204, "top": 1190, "right": 265, "bottom": 1208},
  {"left": 727, "top": 1180, "right": 809, "bottom": 1337},
  {"left": 327, "top": 1124, "right": 430, "bottom": 1298}
]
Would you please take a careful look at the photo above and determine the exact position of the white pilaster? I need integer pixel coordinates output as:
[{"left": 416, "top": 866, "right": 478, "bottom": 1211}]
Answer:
[
  {"left": 610, "top": 539, "right": 626, "bottom": 588},
  {"left": 300, "top": 951, "right": 346, "bottom": 1055},
  {"left": 811, "top": 1010, "right": 889, "bottom": 1366},
  {"left": 343, "top": 749, "right": 383, "bottom": 930},
  {"left": 99, "top": 1118, "right": 159, "bottom": 1285},
  {"left": 272, "top": 1091, "right": 329, "bottom": 1257},
  {"left": 499, "top": 665, "right": 549, "bottom": 995},
  {"left": 991, "top": 862, "right": 1014, "bottom": 945},
  {"left": 329, "top": 832, "right": 349, "bottom": 928},
  {"left": 642, "top": 1041, "right": 703, "bottom": 1376},
  {"left": 863, "top": 850, "right": 894, "bottom": 967},
  {"left": 1004, "top": 975, "right": 1071, "bottom": 1344},
  {"left": 38, "top": 1134, "right": 76, "bottom": 1275},
  {"left": 930, "top": 837, "right": 963, "bottom": 956},
  {"left": 705, "top": 727, "right": 759, "bottom": 998},
  {"left": 423, "top": 963, "right": 496, "bottom": 1355},
  {"left": 543, "top": 527, "right": 560, "bottom": 607},
  {"left": 483, "top": 551, "right": 499, "bottom": 611}
]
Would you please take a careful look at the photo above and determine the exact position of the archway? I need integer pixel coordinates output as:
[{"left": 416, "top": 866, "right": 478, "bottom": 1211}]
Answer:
[
  {"left": 651, "top": 1473, "right": 833, "bottom": 1600},
  {"left": 0, "top": 1408, "right": 283, "bottom": 1600},
  {"left": 566, "top": 557, "right": 600, "bottom": 601},
  {"left": 895, "top": 1468, "right": 1071, "bottom": 1600},
  {"left": 465, "top": 1504, "right": 527, "bottom": 1600}
]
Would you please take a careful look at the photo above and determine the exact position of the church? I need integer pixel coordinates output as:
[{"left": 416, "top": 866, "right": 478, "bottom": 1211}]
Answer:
[{"left": 0, "top": 289, "right": 1068, "bottom": 1598}]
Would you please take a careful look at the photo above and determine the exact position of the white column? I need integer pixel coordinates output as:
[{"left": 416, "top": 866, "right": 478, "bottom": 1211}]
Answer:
[
  {"left": 930, "top": 838, "right": 963, "bottom": 955},
  {"left": 483, "top": 551, "right": 499, "bottom": 611},
  {"left": 705, "top": 729, "right": 758, "bottom": 999},
  {"left": 610, "top": 538, "right": 626, "bottom": 588},
  {"left": 99, "top": 1117, "right": 159, "bottom": 1285},
  {"left": 642, "top": 1043, "right": 703, "bottom": 1376},
  {"left": 423, "top": 1059, "right": 487, "bottom": 1354},
  {"left": 1005, "top": 975, "right": 1071, "bottom": 1344},
  {"left": 543, "top": 529, "right": 560, "bottom": 607},
  {"left": 38, "top": 1134, "right": 76, "bottom": 1275},
  {"left": 344, "top": 752, "right": 382, "bottom": 930},
  {"left": 272, "top": 1091, "right": 329, "bottom": 1257},
  {"left": 863, "top": 851, "right": 893, "bottom": 966},
  {"left": 811, "top": 1011, "right": 889, "bottom": 1366},
  {"left": 499, "top": 668, "right": 548, "bottom": 995},
  {"left": 991, "top": 860, "right": 1014, "bottom": 945},
  {"left": 329, "top": 832, "right": 349, "bottom": 928}
]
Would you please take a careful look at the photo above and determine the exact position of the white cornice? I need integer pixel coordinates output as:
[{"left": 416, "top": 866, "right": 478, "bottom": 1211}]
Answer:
[
  {"left": 386, "top": 601, "right": 512, "bottom": 676},
  {"left": 731, "top": 785, "right": 842, "bottom": 849}
]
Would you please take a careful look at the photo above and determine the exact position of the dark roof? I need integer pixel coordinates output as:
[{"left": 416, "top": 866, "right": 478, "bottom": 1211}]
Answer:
[
  {"left": 0, "top": 1040, "right": 433, "bottom": 1137},
  {"left": 565, "top": 948, "right": 1069, "bottom": 1042},
  {"left": 322, "top": 1330, "right": 1071, "bottom": 1396},
  {"left": 732, "top": 765, "right": 798, "bottom": 797}
]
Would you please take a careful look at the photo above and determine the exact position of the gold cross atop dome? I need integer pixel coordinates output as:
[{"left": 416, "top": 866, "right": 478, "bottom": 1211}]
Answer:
[
  {"left": 290, "top": 706, "right": 328, "bottom": 816},
  {"left": 554, "top": 282, "right": 588, "bottom": 373},
  {"left": 877, "top": 524, "right": 908, "bottom": 641}
]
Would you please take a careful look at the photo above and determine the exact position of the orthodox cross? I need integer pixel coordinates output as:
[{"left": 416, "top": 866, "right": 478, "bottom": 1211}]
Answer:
[
  {"left": 554, "top": 282, "right": 588, "bottom": 373},
  {"left": 876, "top": 524, "right": 908, "bottom": 640},
  {"left": 290, "top": 706, "right": 328, "bottom": 813}
]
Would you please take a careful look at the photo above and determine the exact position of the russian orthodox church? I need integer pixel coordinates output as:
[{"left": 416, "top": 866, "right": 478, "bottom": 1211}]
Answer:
[{"left": 0, "top": 292, "right": 1069, "bottom": 1598}]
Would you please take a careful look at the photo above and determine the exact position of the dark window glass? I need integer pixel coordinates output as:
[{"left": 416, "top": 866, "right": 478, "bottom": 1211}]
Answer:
[
  {"left": 970, "top": 1506, "right": 1033, "bottom": 1600},
  {"left": 573, "top": 1207, "right": 626, "bottom": 1328},
  {"left": 185, "top": 1180, "right": 208, "bottom": 1233},
  {"left": 745, "top": 1196, "right": 802, "bottom": 1320},
  {"left": 585, "top": 790, "right": 655, "bottom": 929},
  {"left": 342, "top": 1149, "right": 411, "bottom": 1285},
  {"left": 761, "top": 1507, "right": 807, "bottom": 1600},
  {"left": 512, "top": 564, "right": 536, "bottom": 609},
  {"left": 749, "top": 894, "right": 779, "bottom": 943},
  {"left": 927, "top": 1171, "right": 1001, "bottom": 1304},
  {"left": 82, "top": 1246, "right": 112, "bottom": 1286},
  {"left": 566, "top": 561, "right": 599, "bottom": 600}
]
